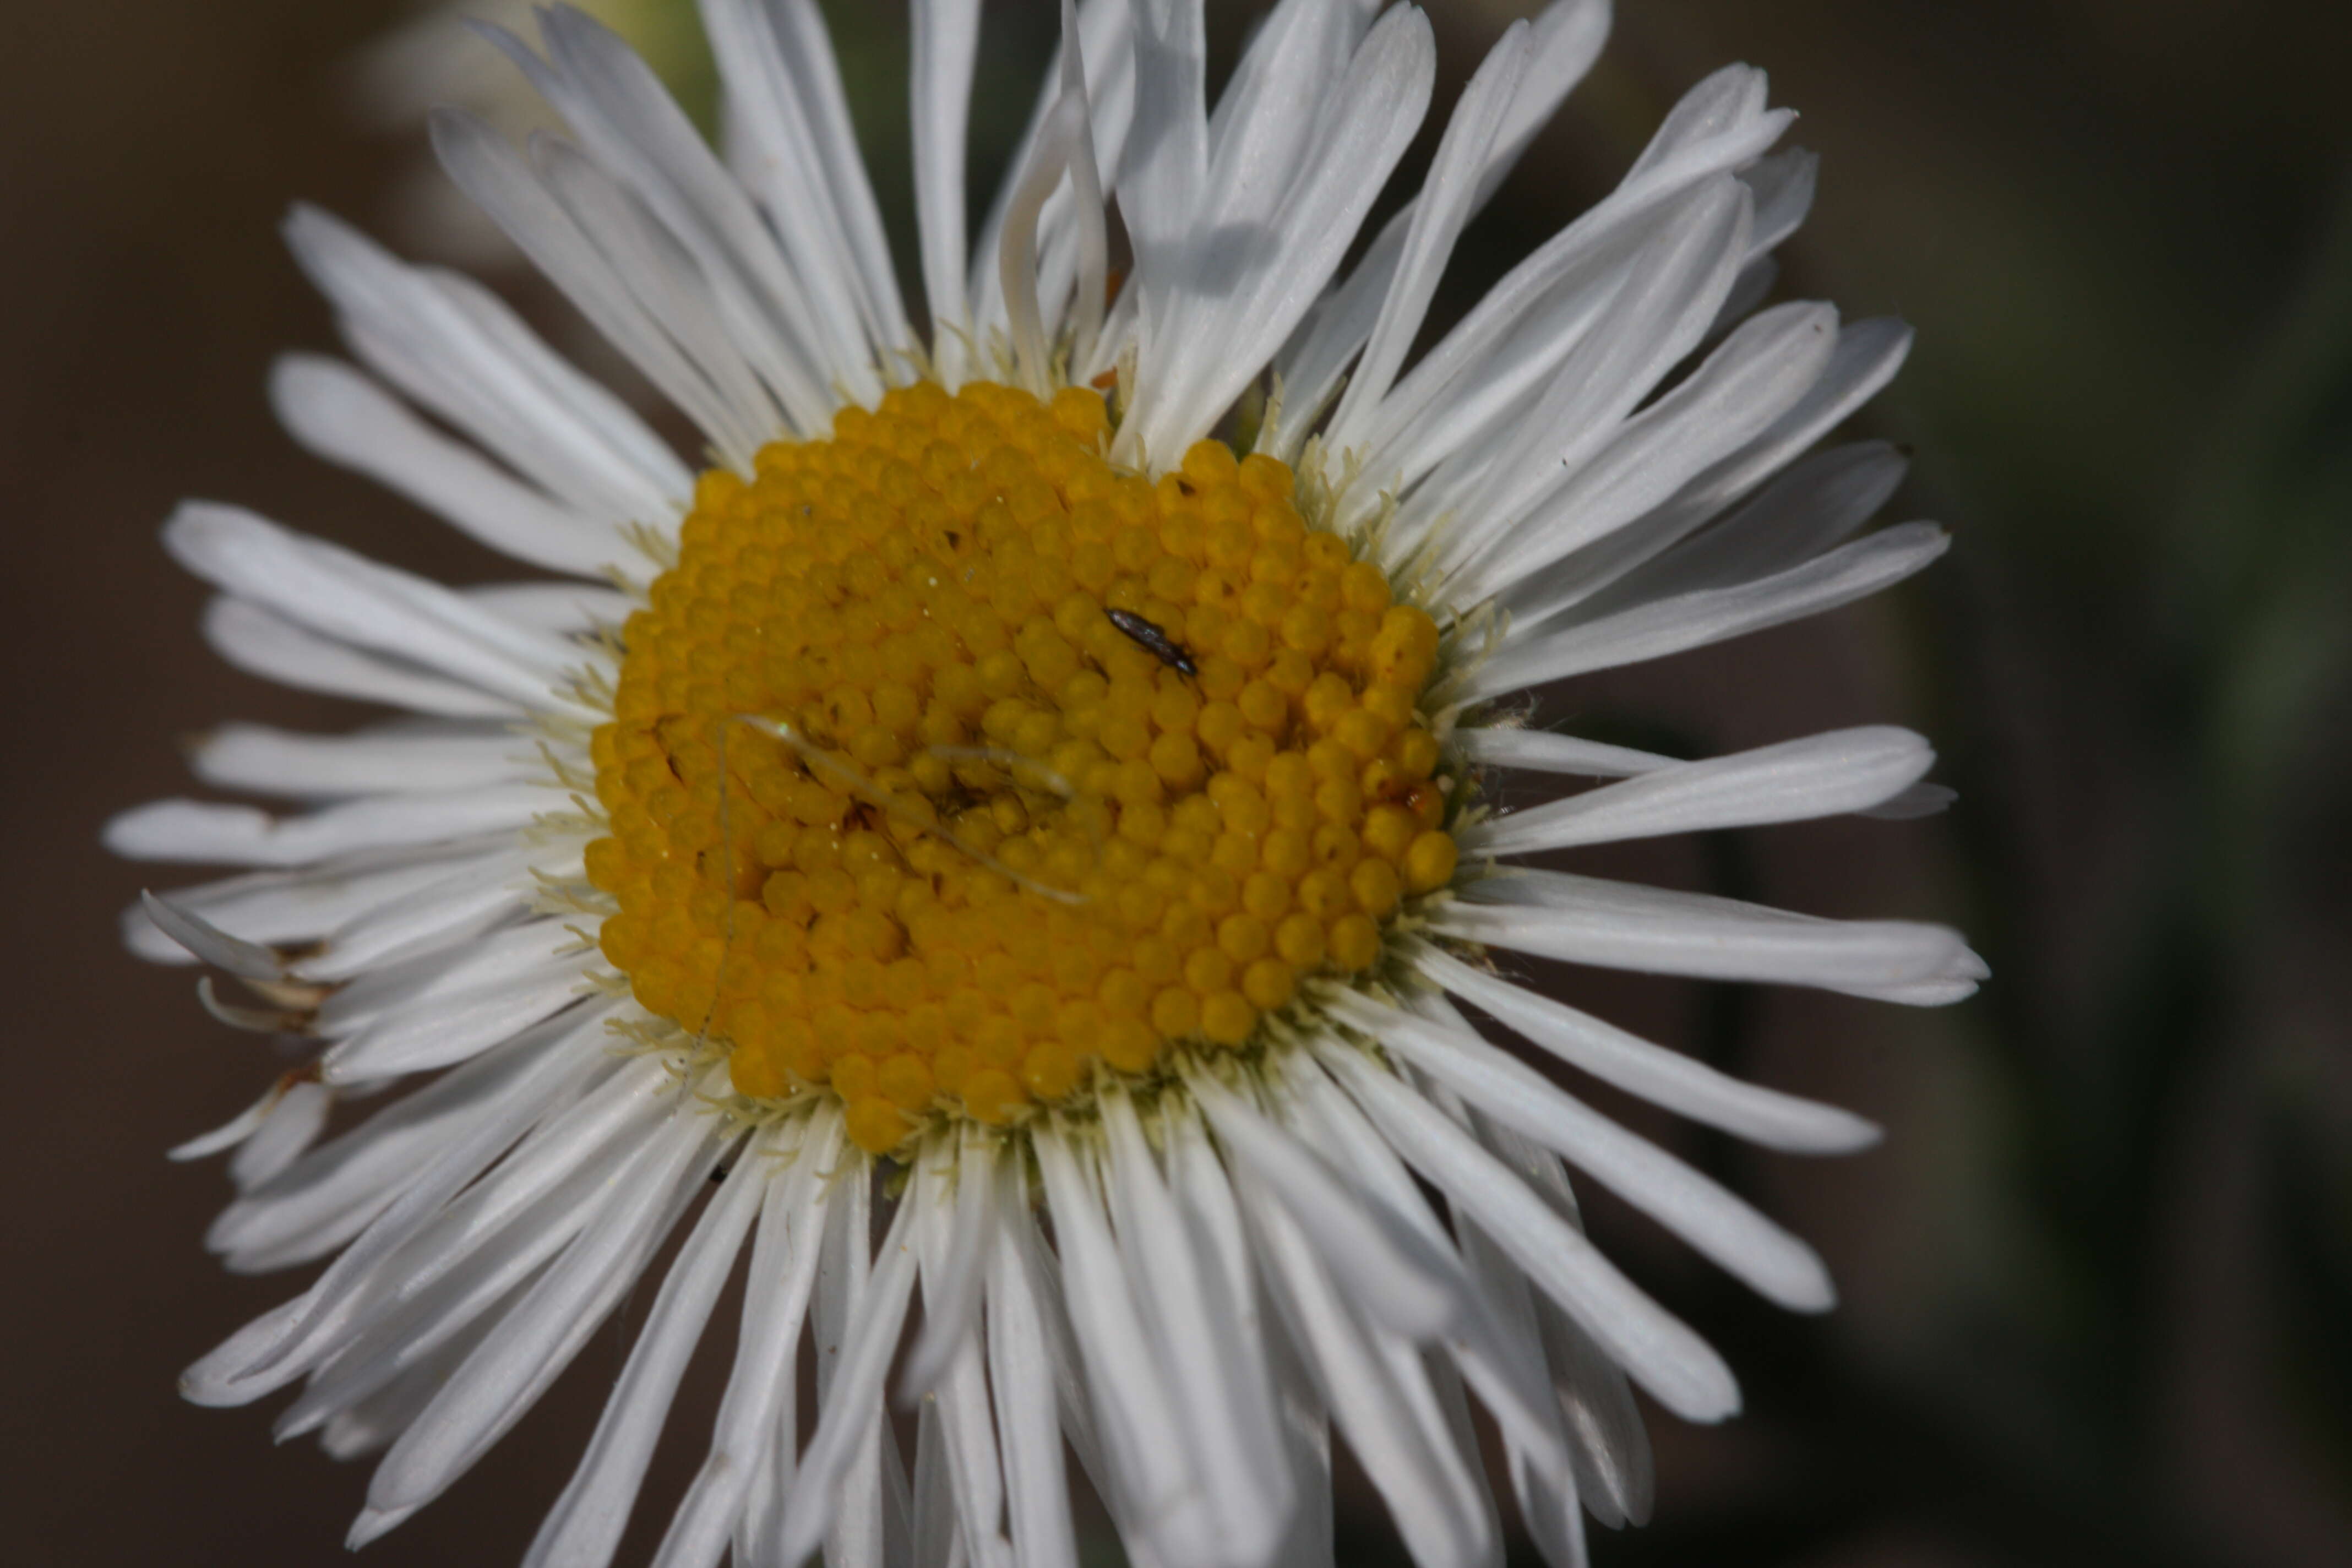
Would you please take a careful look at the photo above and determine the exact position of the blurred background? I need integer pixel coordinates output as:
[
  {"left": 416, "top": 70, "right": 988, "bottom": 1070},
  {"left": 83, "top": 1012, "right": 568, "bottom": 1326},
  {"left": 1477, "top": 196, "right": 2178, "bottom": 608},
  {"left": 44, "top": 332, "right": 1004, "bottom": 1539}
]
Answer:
[{"left": 4, "top": 1, "right": 2349, "bottom": 1563}]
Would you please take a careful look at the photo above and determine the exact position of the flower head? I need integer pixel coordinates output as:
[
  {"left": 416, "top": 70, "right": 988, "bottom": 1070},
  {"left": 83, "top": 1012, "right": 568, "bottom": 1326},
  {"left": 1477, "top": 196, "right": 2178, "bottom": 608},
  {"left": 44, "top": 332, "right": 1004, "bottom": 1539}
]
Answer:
[{"left": 113, "top": 2, "right": 1980, "bottom": 1565}]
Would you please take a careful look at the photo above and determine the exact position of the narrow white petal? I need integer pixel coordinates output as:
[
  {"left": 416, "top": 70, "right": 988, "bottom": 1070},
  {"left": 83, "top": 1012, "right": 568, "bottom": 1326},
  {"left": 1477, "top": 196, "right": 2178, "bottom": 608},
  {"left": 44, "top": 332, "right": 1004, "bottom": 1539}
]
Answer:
[
  {"left": 702, "top": 0, "right": 910, "bottom": 356},
  {"left": 911, "top": 0, "right": 982, "bottom": 372},
  {"left": 1030, "top": 1130, "right": 1211, "bottom": 1566},
  {"left": 1185, "top": 1068, "right": 1461, "bottom": 1338},
  {"left": 1326, "top": 21, "right": 1528, "bottom": 440},
  {"left": 183, "top": 1013, "right": 607, "bottom": 1398},
  {"left": 105, "top": 783, "right": 550, "bottom": 868},
  {"left": 1441, "top": 865, "right": 1984, "bottom": 1002},
  {"left": 269, "top": 355, "right": 624, "bottom": 576},
  {"left": 285, "top": 205, "right": 689, "bottom": 526},
  {"left": 139, "top": 889, "right": 284, "bottom": 979},
  {"left": 297, "top": 841, "right": 555, "bottom": 982},
  {"left": 1271, "top": 0, "right": 1609, "bottom": 459},
  {"left": 1412, "top": 945, "right": 1880, "bottom": 1153},
  {"left": 1408, "top": 187, "right": 1755, "bottom": 573},
  {"left": 541, "top": 132, "right": 792, "bottom": 466},
  {"left": 1587, "top": 439, "right": 1909, "bottom": 610},
  {"left": 1463, "top": 726, "right": 1933, "bottom": 855},
  {"left": 1451, "top": 726, "right": 1672, "bottom": 779},
  {"left": 910, "top": 1154, "right": 1012, "bottom": 1568},
  {"left": 164, "top": 503, "right": 577, "bottom": 706},
  {"left": 230, "top": 1080, "right": 336, "bottom": 1191},
  {"left": 322, "top": 954, "right": 590, "bottom": 1081},
  {"left": 199, "top": 598, "right": 522, "bottom": 721},
  {"left": 1468, "top": 521, "right": 1952, "bottom": 698},
  {"left": 1099, "top": 1088, "right": 1292, "bottom": 1565},
  {"left": 510, "top": 8, "right": 865, "bottom": 421},
  {"left": 653, "top": 1110, "right": 839, "bottom": 1568},
  {"left": 353, "top": 1093, "right": 723, "bottom": 1539},
  {"left": 524, "top": 1129, "right": 768, "bottom": 1568},
  {"left": 431, "top": 110, "right": 762, "bottom": 467},
  {"left": 1331, "top": 992, "right": 1835, "bottom": 1310},
  {"left": 1447, "top": 1101, "right": 1654, "bottom": 1527},
  {"left": 1276, "top": 1057, "right": 1581, "bottom": 1495},
  {"left": 774, "top": 1194, "right": 919, "bottom": 1568},
  {"left": 1349, "top": 79, "right": 1790, "bottom": 482},
  {"left": 1449, "top": 300, "right": 1839, "bottom": 598},
  {"left": 1316, "top": 1043, "right": 1741, "bottom": 1423},
  {"left": 464, "top": 580, "right": 632, "bottom": 634},
  {"left": 901, "top": 1134, "right": 1001, "bottom": 1400},
  {"left": 123, "top": 843, "right": 498, "bottom": 966},
  {"left": 1511, "top": 320, "right": 1913, "bottom": 622},
  {"left": 170, "top": 1082, "right": 290, "bottom": 1163},
  {"left": 1237, "top": 1161, "right": 1490, "bottom": 1568},
  {"left": 986, "top": 1219, "right": 1077, "bottom": 1568},
  {"left": 1122, "top": 5, "right": 1435, "bottom": 465},
  {"left": 190, "top": 720, "right": 530, "bottom": 801}
]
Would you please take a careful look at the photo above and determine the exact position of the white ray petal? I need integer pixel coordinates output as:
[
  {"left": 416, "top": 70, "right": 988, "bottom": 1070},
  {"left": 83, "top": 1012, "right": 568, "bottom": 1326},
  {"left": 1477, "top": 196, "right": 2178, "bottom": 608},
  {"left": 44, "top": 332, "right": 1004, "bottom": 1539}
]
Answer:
[
  {"left": 1446, "top": 300, "right": 1838, "bottom": 596},
  {"left": 1404, "top": 185, "right": 1753, "bottom": 569},
  {"left": 1121, "top": 4, "right": 1434, "bottom": 466},
  {"left": 123, "top": 843, "right": 499, "bottom": 966},
  {"left": 1325, "top": 20, "right": 1528, "bottom": 440},
  {"left": 189, "top": 720, "right": 531, "bottom": 801},
  {"left": 1468, "top": 521, "right": 1952, "bottom": 698},
  {"left": 1451, "top": 726, "right": 1672, "bottom": 779},
  {"left": 1592, "top": 440, "right": 1910, "bottom": 609},
  {"left": 911, "top": 0, "right": 982, "bottom": 374},
  {"left": 105, "top": 784, "right": 551, "bottom": 868},
  {"left": 1030, "top": 1130, "right": 1210, "bottom": 1567},
  {"left": 910, "top": 1147, "right": 1012, "bottom": 1568},
  {"left": 653, "top": 1110, "right": 839, "bottom": 1568},
  {"left": 183, "top": 1013, "right": 608, "bottom": 1399},
  {"left": 1509, "top": 318, "right": 1913, "bottom": 622},
  {"left": 1099, "top": 1088, "right": 1292, "bottom": 1565},
  {"left": 285, "top": 205, "right": 688, "bottom": 526},
  {"left": 139, "top": 889, "right": 284, "bottom": 979},
  {"left": 994, "top": 42, "right": 1106, "bottom": 395},
  {"left": 1463, "top": 725, "right": 1932, "bottom": 856},
  {"left": 1347, "top": 77, "right": 1790, "bottom": 484},
  {"left": 986, "top": 1217, "right": 1077, "bottom": 1568},
  {"left": 1276, "top": 1057, "right": 1581, "bottom": 1495},
  {"left": 1185, "top": 1068, "right": 1461, "bottom": 1338},
  {"left": 1236, "top": 1162, "right": 1490, "bottom": 1568},
  {"left": 199, "top": 598, "right": 524, "bottom": 721},
  {"left": 350, "top": 1094, "right": 723, "bottom": 1544},
  {"left": 1411, "top": 944, "right": 1880, "bottom": 1152},
  {"left": 270, "top": 355, "right": 625, "bottom": 576},
  {"left": 276, "top": 1109, "right": 670, "bottom": 1442},
  {"left": 165, "top": 503, "right": 578, "bottom": 706},
  {"left": 1441, "top": 865, "right": 1983, "bottom": 1003},
  {"left": 901, "top": 1134, "right": 1001, "bottom": 1400},
  {"left": 774, "top": 1193, "right": 919, "bottom": 1568},
  {"left": 298, "top": 841, "right": 557, "bottom": 983},
  {"left": 321, "top": 952, "right": 589, "bottom": 1082},
  {"left": 464, "top": 580, "right": 631, "bottom": 634},
  {"left": 230, "top": 1080, "right": 335, "bottom": 1191},
  {"left": 703, "top": 0, "right": 909, "bottom": 355},
  {"left": 1332, "top": 991, "right": 1834, "bottom": 1310},
  {"left": 524, "top": 1128, "right": 769, "bottom": 1568},
  {"left": 1272, "top": 0, "right": 1609, "bottom": 458},
  {"left": 1316, "top": 1043, "right": 1741, "bottom": 1423}
]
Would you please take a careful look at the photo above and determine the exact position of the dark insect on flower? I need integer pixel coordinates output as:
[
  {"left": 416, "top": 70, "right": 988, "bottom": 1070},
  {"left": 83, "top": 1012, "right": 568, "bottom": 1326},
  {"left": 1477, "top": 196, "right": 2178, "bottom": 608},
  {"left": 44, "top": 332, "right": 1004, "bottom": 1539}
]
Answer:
[{"left": 1105, "top": 607, "right": 1198, "bottom": 676}]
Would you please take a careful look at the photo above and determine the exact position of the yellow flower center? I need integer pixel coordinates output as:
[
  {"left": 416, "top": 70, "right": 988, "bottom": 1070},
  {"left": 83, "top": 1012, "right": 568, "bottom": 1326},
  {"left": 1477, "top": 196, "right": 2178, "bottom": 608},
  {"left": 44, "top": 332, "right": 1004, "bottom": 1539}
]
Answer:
[{"left": 586, "top": 379, "right": 1458, "bottom": 1154}]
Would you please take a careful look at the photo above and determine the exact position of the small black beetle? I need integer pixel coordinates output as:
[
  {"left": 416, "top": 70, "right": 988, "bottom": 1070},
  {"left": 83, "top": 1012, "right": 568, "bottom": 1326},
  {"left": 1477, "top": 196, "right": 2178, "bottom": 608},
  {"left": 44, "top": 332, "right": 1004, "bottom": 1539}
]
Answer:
[{"left": 1104, "top": 607, "right": 1198, "bottom": 676}]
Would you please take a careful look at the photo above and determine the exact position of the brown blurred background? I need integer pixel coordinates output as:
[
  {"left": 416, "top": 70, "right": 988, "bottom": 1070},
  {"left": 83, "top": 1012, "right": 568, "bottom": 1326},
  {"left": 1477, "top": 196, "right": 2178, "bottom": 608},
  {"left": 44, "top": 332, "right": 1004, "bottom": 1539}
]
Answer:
[{"left": 4, "top": 1, "right": 2349, "bottom": 1564}]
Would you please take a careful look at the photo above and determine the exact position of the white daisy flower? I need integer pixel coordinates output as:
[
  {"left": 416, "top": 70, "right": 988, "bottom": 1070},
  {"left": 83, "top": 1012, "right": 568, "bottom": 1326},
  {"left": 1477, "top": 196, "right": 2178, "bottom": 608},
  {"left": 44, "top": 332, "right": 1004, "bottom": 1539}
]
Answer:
[{"left": 113, "top": 2, "right": 1983, "bottom": 1566}]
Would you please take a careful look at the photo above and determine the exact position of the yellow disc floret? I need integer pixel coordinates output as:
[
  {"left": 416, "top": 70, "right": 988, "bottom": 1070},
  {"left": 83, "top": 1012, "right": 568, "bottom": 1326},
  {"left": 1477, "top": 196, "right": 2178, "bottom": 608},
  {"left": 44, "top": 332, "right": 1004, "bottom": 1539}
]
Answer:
[{"left": 586, "top": 380, "right": 1456, "bottom": 1153}]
